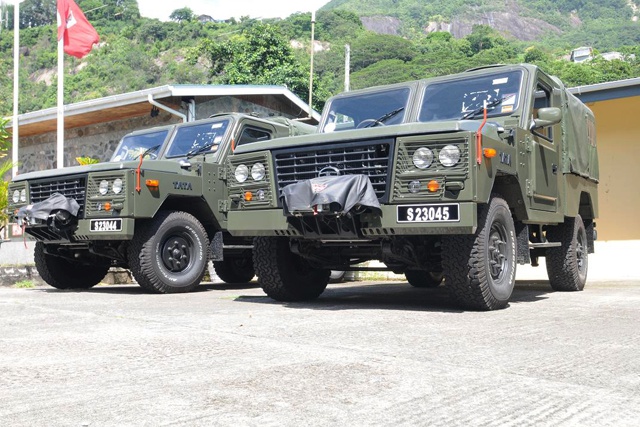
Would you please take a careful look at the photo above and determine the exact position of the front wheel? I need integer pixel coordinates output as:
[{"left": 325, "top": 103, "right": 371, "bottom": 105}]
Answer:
[
  {"left": 128, "top": 211, "right": 209, "bottom": 293},
  {"left": 442, "top": 195, "right": 516, "bottom": 310},
  {"left": 34, "top": 242, "right": 108, "bottom": 289},
  {"left": 253, "top": 237, "right": 330, "bottom": 302},
  {"left": 545, "top": 215, "right": 588, "bottom": 291}
]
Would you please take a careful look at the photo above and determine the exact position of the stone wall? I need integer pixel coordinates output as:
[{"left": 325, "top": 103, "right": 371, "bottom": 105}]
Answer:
[
  {"left": 196, "top": 96, "right": 292, "bottom": 119},
  {"left": 17, "top": 112, "right": 180, "bottom": 174}
]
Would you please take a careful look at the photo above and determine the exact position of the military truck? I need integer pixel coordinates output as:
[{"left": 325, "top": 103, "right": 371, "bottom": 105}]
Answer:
[
  {"left": 226, "top": 64, "right": 599, "bottom": 310},
  {"left": 7, "top": 113, "right": 315, "bottom": 293}
]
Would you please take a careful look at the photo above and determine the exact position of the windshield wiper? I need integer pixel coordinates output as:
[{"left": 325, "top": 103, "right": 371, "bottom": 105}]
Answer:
[
  {"left": 138, "top": 144, "right": 161, "bottom": 159},
  {"left": 186, "top": 141, "right": 217, "bottom": 158},
  {"left": 460, "top": 97, "right": 505, "bottom": 120},
  {"left": 363, "top": 107, "right": 405, "bottom": 128}
]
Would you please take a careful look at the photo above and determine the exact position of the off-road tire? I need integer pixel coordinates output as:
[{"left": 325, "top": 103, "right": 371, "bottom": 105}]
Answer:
[
  {"left": 34, "top": 242, "right": 108, "bottom": 290},
  {"left": 253, "top": 237, "right": 330, "bottom": 302},
  {"left": 213, "top": 257, "right": 255, "bottom": 283},
  {"left": 405, "top": 270, "right": 444, "bottom": 288},
  {"left": 442, "top": 195, "right": 516, "bottom": 310},
  {"left": 128, "top": 211, "right": 208, "bottom": 294},
  {"left": 545, "top": 215, "right": 588, "bottom": 291}
]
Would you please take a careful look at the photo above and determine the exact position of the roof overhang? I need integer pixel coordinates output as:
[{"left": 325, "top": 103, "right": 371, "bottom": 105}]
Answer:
[
  {"left": 7, "top": 85, "right": 320, "bottom": 137},
  {"left": 570, "top": 77, "right": 640, "bottom": 103}
]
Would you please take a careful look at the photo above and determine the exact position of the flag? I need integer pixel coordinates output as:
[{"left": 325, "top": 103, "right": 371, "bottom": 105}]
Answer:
[{"left": 56, "top": 0, "right": 99, "bottom": 58}]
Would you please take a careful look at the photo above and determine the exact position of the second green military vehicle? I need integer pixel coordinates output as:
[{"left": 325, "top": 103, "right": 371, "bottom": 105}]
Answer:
[
  {"left": 226, "top": 64, "right": 599, "bottom": 310},
  {"left": 8, "top": 113, "right": 314, "bottom": 293}
]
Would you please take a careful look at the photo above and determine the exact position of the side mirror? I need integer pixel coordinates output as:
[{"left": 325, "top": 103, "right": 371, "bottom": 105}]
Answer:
[{"left": 531, "top": 107, "right": 562, "bottom": 129}]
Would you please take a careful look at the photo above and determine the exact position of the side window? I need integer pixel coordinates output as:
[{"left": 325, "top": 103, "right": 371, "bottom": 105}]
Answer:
[
  {"left": 533, "top": 82, "right": 553, "bottom": 142},
  {"left": 237, "top": 127, "right": 272, "bottom": 147}
]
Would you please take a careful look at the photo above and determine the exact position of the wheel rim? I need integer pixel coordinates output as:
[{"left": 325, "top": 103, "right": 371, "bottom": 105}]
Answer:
[
  {"left": 576, "top": 228, "right": 588, "bottom": 278},
  {"left": 161, "top": 233, "right": 193, "bottom": 273},
  {"left": 488, "top": 222, "right": 509, "bottom": 282}
]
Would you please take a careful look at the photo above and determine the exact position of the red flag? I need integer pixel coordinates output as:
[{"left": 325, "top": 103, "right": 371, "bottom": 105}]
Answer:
[{"left": 57, "top": 0, "right": 99, "bottom": 58}]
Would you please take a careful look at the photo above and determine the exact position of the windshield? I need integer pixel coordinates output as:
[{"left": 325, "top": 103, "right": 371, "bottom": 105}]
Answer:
[
  {"left": 110, "top": 129, "right": 171, "bottom": 162},
  {"left": 321, "top": 87, "right": 411, "bottom": 132},
  {"left": 419, "top": 70, "right": 522, "bottom": 122},
  {"left": 165, "top": 119, "right": 230, "bottom": 158}
]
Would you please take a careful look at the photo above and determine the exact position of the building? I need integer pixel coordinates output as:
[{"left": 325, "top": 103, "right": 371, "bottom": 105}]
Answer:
[
  {"left": 570, "top": 77, "right": 640, "bottom": 241},
  {"left": 8, "top": 84, "right": 319, "bottom": 174}
]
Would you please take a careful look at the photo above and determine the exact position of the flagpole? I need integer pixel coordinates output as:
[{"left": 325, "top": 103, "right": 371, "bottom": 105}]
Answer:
[
  {"left": 57, "top": 34, "right": 64, "bottom": 169},
  {"left": 11, "top": 0, "right": 19, "bottom": 178}
]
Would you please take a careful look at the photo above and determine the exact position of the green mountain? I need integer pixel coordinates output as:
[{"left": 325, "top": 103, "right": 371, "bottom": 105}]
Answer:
[
  {"left": 0, "top": 0, "right": 638, "bottom": 117},
  {"left": 321, "top": 0, "right": 640, "bottom": 48}
]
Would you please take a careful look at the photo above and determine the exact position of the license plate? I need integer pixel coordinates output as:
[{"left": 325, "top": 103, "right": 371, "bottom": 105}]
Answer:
[
  {"left": 396, "top": 204, "right": 460, "bottom": 223},
  {"left": 90, "top": 219, "right": 122, "bottom": 232}
]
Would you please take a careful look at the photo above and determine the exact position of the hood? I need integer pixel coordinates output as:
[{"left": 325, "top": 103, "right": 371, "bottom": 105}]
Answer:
[
  {"left": 232, "top": 120, "right": 505, "bottom": 155},
  {"left": 11, "top": 159, "right": 187, "bottom": 182}
]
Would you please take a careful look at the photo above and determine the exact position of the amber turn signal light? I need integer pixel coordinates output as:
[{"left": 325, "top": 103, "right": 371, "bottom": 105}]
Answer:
[
  {"left": 146, "top": 179, "right": 159, "bottom": 188},
  {"left": 244, "top": 191, "right": 253, "bottom": 201},
  {"left": 427, "top": 180, "right": 440, "bottom": 192},
  {"left": 483, "top": 148, "right": 497, "bottom": 158}
]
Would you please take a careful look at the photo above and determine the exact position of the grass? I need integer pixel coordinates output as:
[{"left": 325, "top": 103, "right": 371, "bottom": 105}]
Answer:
[{"left": 14, "top": 279, "right": 35, "bottom": 288}]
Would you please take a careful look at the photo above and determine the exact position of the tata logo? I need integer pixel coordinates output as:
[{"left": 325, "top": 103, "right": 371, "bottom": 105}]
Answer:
[
  {"left": 318, "top": 166, "right": 341, "bottom": 177},
  {"left": 173, "top": 181, "right": 193, "bottom": 191}
]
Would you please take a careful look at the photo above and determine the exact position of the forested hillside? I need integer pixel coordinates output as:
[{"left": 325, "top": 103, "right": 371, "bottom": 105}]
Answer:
[{"left": 0, "top": 0, "right": 638, "bottom": 116}]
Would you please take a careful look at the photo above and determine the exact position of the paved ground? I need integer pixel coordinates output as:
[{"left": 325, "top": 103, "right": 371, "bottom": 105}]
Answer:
[{"left": 1, "top": 279, "right": 639, "bottom": 426}]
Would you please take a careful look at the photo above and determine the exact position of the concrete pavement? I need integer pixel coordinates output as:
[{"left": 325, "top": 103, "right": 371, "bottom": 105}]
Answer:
[{"left": 1, "top": 279, "right": 639, "bottom": 426}]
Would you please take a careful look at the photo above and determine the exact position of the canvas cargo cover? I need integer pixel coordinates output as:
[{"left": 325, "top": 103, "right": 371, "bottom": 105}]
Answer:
[{"left": 562, "top": 89, "right": 599, "bottom": 182}]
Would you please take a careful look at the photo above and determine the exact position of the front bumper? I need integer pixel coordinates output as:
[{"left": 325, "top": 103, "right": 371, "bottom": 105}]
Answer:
[
  {"left": 24, "top": 218, "right": 136, "bottom": 243},
  {"left": 227, "top": 202, "right": 478, "bottom": 238}
]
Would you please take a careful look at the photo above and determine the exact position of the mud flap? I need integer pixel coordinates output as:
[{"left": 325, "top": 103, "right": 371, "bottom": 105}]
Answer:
[
  {"left": 280, "top": 175, "right": 381, "bottom": 216},
  {"left": 210, "top": 231, "right": 224, "bottom": 261}
]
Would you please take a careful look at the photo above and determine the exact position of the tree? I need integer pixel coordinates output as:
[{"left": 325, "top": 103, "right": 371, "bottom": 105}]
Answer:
[
  {"left": 190, "top": 24, "right": 325, "bottom": 108},
  {"left": 169, "top": 7, "right": 195, "bottom": 24},
  {"left": 1, "top": 117, "right": 13, "bottom": 224}
]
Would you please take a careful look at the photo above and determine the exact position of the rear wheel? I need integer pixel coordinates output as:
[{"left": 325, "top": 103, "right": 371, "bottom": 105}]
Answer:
[
  {"left": 213, "top": 257, "right": 255, "bottom": 283},
  {"left": 34, "top": 242, "right": 108, "bottom": 289},
  {"left": 128, "top": 211, "right": 208, "bottom": 293},
  {"left": 405, "top": 270, "right": 444, "bottom": 288},
  {"left": 442, "top": 196, "right": 516, "bottom": 310},
  {"left": 545, "top": 215, "right": 588, "bottom": 291},
  {"left": 253, "top": 237, "right": 330, "bottom": 302}
]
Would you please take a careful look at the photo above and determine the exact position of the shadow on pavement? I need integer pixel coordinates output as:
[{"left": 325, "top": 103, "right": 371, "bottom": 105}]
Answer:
[
  {"left": 33, "top": 280, "right": 261, "bottom": 294},
  {"left": 235, "top": 280, "right": 553, "bottom": 313}
]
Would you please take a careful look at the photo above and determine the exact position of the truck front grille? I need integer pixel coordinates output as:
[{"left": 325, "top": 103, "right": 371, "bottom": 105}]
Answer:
[
  {"left": 29, "top": 177, "right": 87, "bottom": 218},
  {"left": 273, "top": 139, "right": 394, "bottom": 202}
]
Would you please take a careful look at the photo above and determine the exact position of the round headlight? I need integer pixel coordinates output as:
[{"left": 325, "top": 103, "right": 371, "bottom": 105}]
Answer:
[
  {"left": 439, "top": 145, "right": 461, "bottom": 167},
  {"left": 12, "top": 190, "right": 20, "bottom": 204},
  {"left": 20, "top": 189, "right": 27, "bottom": 202},
  {"left": 251, "top": 163, "right": 265, "bottom": 181},
  {"left": 99, "top": 180, "right": 109, "bottom": 195},
  {"left": 413, "top": 147, "right": 434, "bottom": 169},
  {"left": 112, "top": 178, "right": 123, "bottom": 194},
  {"left": 235, "top": 164, "right": 249, "bottom": 183}
]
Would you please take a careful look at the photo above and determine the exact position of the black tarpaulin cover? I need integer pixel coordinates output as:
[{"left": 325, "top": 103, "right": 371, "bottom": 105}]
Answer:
[
  {"left": 16, "top": 193, "right": 80, "bottom": 222},
  {"left": 281, "top": 175, "right": 381, "bottom": 216}
]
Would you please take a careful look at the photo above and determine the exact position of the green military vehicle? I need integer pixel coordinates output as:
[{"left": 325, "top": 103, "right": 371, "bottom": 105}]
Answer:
[
  {"left": 7, "top": 113, "right": 314, "bottom": 293},
  {"left": 226, "top": 64, "right": 599, "bottom": 310}
]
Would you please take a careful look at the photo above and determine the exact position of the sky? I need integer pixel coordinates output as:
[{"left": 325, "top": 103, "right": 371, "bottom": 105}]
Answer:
[{"left": 137, "top": 0, "right": 332, "bottom": 21}]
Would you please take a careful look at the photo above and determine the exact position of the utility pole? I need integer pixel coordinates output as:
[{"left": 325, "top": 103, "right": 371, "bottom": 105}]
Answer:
[
  {"left": 308, "top": 10, "right": 316, "bottom": 118},
  {"left": 344, "top": 44, "right": 351, "bottom": 92}
]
